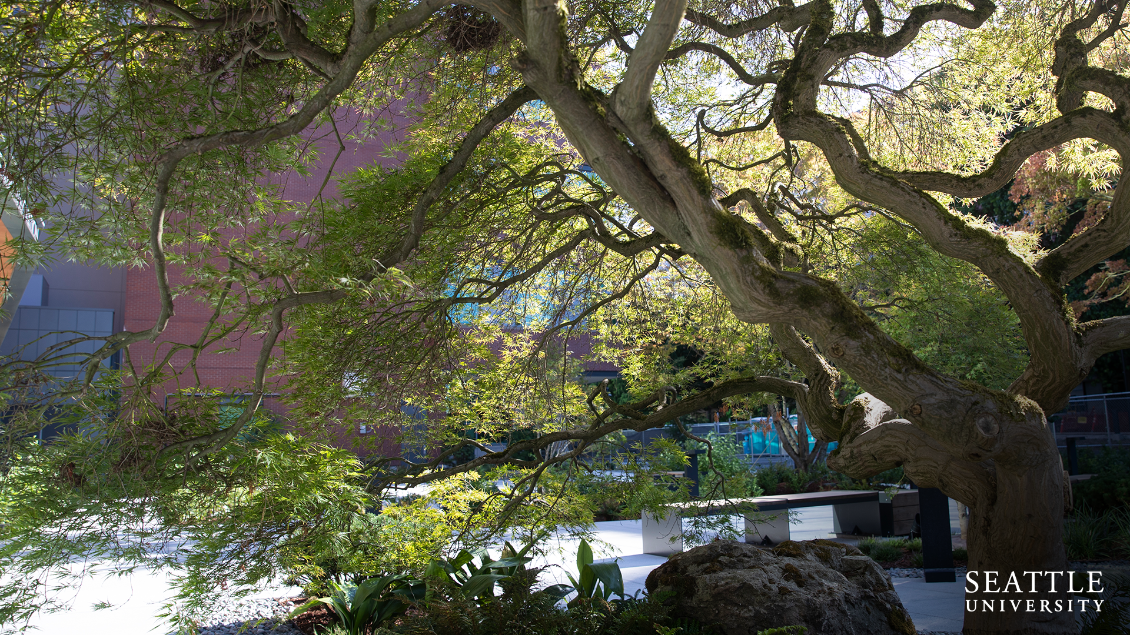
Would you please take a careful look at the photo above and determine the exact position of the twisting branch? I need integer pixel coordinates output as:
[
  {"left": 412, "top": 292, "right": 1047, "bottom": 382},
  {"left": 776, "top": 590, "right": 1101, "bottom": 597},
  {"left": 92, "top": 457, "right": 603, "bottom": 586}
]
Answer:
[
  {"left": 139, "top": 0, "right": 275, "bottom": 34},
  {"left": 272, "top": 0, "right": 341, "bottom": 75},
  {"left": 375, "top": 374, "right": 808, "bottom": 487},
  {"left": 378, "top": 85, "right": 537, "bottom": 268},
  {"left": 697, "top": 109, "right": 774, "bottom": 138},
  {"left": 895, "top": 109, "right": 1128, "bottom": 198},
  {"left": 590, "top": 230, "right": 671, "bottom": 257},
  {"left": 155, "top": 288, "right": 350, "bottom": 466},
  {"left": 79, "top": 0, "right": 448, "bottom": 388},
  {"left": 665, "top": 42, "right": 778, "bottom": 86},
  {"left": 1080, "top": 315, "right": 1130, "bottom": 367},
  {"left": 614, "top": 0, "right": 689, "bottom": 123},
  {"left": 683, "top": 4, "right": 813, "bottom": 37},
  {"left": 768, "top": 323, "right": 843, "bottom": 441},
  {"left": 829, "top": 394, "right": 993, "bottom": 507},
  {"left": 772, "top": 0, "right": 1095, "bottom": 414},
  {"left": 718, "top": 188, "right": 801, "bottom": 264},
  {"left": 153, "top": 87, "right": 541, "bottom": 465}
]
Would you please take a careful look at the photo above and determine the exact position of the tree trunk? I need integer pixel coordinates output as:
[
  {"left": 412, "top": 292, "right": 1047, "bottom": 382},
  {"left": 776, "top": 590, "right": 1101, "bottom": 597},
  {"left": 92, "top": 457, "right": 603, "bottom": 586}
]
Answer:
[
  {"left": 962, "top": 444, "right": 1075, "bottom": 634},
  {"left": 829, "top": 393, "right": 1076, "bottom": 634}
]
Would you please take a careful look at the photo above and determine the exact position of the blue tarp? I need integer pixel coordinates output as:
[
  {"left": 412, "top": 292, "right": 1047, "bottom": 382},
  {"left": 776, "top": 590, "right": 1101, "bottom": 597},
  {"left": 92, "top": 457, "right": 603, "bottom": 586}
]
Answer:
[{"left": 739, "top": 416, "right": 838, "bottom": 455}]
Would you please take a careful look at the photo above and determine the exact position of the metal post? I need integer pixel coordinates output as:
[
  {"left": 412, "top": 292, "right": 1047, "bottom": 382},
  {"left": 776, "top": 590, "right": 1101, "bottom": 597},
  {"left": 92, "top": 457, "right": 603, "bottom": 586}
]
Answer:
[
  {"left": 1103, "top": 394, "right": 1112, "bottom": 443},
  {"left": 1067, "top": 437, "right": 1079, "bottom": 476},
  {"left": 919, "top": 487, "right": 956, "bottom": 582},
  {"left": 686, "top": 452, "right": 700, "bottom": 498}
]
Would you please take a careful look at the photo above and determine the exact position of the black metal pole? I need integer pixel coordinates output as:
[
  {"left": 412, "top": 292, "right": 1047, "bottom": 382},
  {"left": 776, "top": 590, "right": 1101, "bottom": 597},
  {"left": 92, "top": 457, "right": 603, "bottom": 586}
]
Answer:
[
  {"left": 686, "top": 452, "right": 700, "bottom": 498},
  {"left": 919, "top": 487, "right": 956, "bottom": 583},
  {"left": 1067, "top": 437, "right": 1079, "bottom": 476}
]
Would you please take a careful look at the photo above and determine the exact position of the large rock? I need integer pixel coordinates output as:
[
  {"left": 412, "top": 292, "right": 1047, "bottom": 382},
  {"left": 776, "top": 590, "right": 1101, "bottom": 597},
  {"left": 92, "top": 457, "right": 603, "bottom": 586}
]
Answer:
[{"left": 644, "top": 539, "right": 915, "bottom": 635}]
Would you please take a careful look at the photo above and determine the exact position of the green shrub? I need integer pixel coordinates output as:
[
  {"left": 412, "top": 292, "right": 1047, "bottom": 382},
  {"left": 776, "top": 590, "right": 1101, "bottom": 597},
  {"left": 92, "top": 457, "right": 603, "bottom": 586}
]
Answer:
[
  {"left": 1062, "top": 505, "right": 1130, "bottom": 560},
  {"left": 290, "top": 574, "right": 419, "bottom": 635},
  {"left": 397, "top": 572, "right": 708, "bottom": 635},
  {"left": 904, "top": 538, "right": 922, "bottom": 553},
  {"left": 952, "top": 547, "right": 968, "bottom": 562},
  {"left": 856, "top": 536, "right": 878, "bottom": 556},
  {"left": 1110, "top": 507, "right": 1130, "bottom": 557},
  {"left": 1064, "top": 508, "right": 1109, "bottom": 560},
  {"left": 543, "top": 539, "right": 626, "bottom": 604},
  {"left": 867, "top": 541, "right": 903, "bottom": 563},
  {"left": 686, "top": 433, "right": 762, "bottom": 498},
  {"left": 911, "top": 552, "right": 924, "bottom": 568},
  {"left": 754, "top": 463, "right": 806, "bottom": 494},
  {"left": 756, "top": 627, "right": 808, "bottom": 635},
  {"left": 1072, "top": 446, "right": 1130, "bottom": 516}
]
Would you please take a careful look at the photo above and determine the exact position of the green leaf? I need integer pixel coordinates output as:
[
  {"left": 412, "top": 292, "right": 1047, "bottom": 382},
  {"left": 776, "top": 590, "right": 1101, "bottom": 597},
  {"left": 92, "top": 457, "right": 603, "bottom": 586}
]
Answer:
[
  {"left": 483, "top": 556, "right": 532, "bottom": 569},
  {"left": 460, "top": 573, "right": 508, "bottom": 598},
  {"left": 578, "top": 563, "right": 596, "bottom": 597},
  {"left": 576, "top": 538, "right": 594, "bottom": 568},
  {"left": 588, "top": 562, "right": 624, "bottom": 599},
  {"left": 541, "top": 584, "right": 574, "bottom": 601}
]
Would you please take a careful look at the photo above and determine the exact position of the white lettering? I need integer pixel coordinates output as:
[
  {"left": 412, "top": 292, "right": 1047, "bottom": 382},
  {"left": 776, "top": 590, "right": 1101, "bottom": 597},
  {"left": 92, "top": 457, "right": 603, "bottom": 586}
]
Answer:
[
  {"left": 1010, "top": 600, "right": 1022, "bottom": 611},
  {"left": 982, "top": 600, "right": 995, "bottom": 612},
  {"left": 1094, "top": 600, "right": 1104, "bottom": 612},
  {"left": 1026, "top": 571, "right": 1040, "bottom": 593},
  {"left": 1089, "top": 571, "right": 1104, "bottom": 594},
  {"left": 966, "top": 571, "right": 980, "bottom": 593},
  {"left": 1004, "top": 572, "right": 1022, "bottom": 593},
  {"left": 985, "top": 571, "right": 999, "bottom": 593},
  {"left": 966, "top": 600, "right": 978, "bottom": 612},
  {"left": 1055, "top": 600, "right": 1063, "bottom": 612},
  {"left": 1047, "top": 571, "right": 1062, "bottom": 593},
  {"left": 1040, "top": 600, "right": 1050, "bottom": 613},
  {"left": 1026, "top": 599, "right": 1035, "bottom": 612},
  {"left": 1068, "top": 572, "right": 1085, "bottom": 594}
]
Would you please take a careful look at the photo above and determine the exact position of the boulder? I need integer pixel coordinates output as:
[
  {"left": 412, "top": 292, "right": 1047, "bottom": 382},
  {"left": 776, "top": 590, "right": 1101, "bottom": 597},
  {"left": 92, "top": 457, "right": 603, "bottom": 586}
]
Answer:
[{"left": 644, "top": 539, "right": 915, "bottom": 635}]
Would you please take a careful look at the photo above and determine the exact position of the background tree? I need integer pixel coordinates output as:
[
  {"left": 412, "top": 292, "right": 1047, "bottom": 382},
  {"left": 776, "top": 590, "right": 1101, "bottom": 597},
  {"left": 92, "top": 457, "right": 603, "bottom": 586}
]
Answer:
[
  {"left": 2, "top": 0, "right": 1129, "bottom": 633},
  {"left": 768, "top": 399, "right": 827, "bottom": 474}
]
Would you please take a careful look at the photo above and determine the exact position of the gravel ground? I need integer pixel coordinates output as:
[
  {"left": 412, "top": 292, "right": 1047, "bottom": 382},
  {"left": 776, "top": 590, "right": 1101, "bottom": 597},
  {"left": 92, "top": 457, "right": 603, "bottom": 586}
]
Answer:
[{"left": 169, "top": 597, "right": 305, "bottom": 635}]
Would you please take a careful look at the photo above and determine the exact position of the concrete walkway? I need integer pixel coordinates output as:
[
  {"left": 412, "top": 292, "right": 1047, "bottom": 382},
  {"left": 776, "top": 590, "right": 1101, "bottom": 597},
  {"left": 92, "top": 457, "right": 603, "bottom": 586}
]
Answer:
[{"left": 15, "top": 506, "right": 965, "bottom": 634}]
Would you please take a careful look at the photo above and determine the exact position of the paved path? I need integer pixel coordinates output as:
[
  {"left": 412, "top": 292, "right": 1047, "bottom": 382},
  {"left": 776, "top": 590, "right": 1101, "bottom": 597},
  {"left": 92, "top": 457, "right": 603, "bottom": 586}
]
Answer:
[{"left": 16, "top": 505, "right": 965, "bottom": 634}]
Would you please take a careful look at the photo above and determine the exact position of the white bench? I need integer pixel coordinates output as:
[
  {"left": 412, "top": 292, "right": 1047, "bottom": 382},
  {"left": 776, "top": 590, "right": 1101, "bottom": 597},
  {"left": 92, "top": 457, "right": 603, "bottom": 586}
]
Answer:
[{"left": 642, "top": 490, "right": 884, "bottom": 555}]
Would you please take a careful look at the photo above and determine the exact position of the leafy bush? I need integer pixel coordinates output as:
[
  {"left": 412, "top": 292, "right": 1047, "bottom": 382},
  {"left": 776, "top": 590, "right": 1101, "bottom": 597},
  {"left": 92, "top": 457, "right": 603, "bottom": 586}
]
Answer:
[
  {"left": 754, "top": 462, "right": 807, "bottom": 494},
  {"left": 685, "top": 433, "right": 762, "bottom": 498},
  {"left": 857, "top": 537, "right": 906, "bottom": 563},
  {"left": 1074, "top": 448, "right": 1130, "bottom": 509},
  {"left": 1072, "top": 446, "right": 1130, "bottom": 516},
  {"left": 856, "top": 536, "right": 878, "bottom": 556},
  {"left": 423, "top": 541, "right": 536, "bottom": 600},
  {"left": 1110, "top": 507, "right": 1130, "bottom": 557},
  {"left": 394, "top": 564, "right": 705, "bottom": 635},
  {"left": 544, "top": 539, "right": 625, "bottom": 604},
  {"left": 952, "top": 547, "right": 968, "bottom": 562},
  {"left": 1064, "top": 506, "right": 1130, "bottom": 560},
  {"left": 867, "top": 541, "right": 904, "bottom": 563},
  {"left": 751, "top": 461, "right": 903, "bottom": 495},
  {"left": 290, "top": 574, "right": 421, "bottom": 635},
  {"left": 756, "top": 628, "right": 808, "bottom": 635}
]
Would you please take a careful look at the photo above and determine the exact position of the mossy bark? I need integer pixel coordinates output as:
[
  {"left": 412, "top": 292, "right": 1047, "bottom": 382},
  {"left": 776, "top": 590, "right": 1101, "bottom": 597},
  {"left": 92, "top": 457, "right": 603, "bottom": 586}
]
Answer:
[{"left": 963, "top": 446, "right": 1076, "bottom": 635}]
